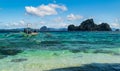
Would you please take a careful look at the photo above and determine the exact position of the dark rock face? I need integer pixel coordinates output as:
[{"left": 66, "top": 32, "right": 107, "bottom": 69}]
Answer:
[
  {"left": 115, "top": 29, "right": 120, "bottom": 31},
  {"left": 40, "top": 26, "right": 48, "bottom": 31},
  {"left": 80, "top": 19, "right": 97, "bottom": 31},
  {"left": 68, "top": 19, "right": 112, "bottom": 31},
  {"left": 97, "top": 23, "right": 112, "bottom": 31},
  {"left": 68, "top": 25, "right": 77, "bottom": 31}
]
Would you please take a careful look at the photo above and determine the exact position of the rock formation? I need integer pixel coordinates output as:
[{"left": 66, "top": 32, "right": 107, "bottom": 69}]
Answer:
[{"left": 68, "top": 19, "right": 112, "bottom": 31}]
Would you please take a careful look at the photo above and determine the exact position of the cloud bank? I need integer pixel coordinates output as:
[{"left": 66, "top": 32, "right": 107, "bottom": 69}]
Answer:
[
  {"left": 110, "top": 23, "right": 120, "bottom": 28},
  {"left": 25, "top": 4, "right": 67, "bottom": 17},
  {"left": 67, "top": 13, "right": 83, "bottom": 21}
]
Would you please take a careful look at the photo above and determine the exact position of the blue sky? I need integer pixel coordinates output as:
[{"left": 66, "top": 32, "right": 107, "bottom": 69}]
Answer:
[{"left": 0, "top": 0, "right": 120, "bottom": 29}]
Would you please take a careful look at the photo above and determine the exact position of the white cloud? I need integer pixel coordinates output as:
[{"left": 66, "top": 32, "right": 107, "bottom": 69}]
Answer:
[
  {"left": 40, "top": 21, "right": 46, "bottom": 24},
  {"left": 5, "top": 24, "right": 10, "bottom": 27},
  {"left": 25, "top": 4, "right": 67, "bottom": 17},
  {"left": 53, "top": 17, "right": 64, "bottom": 23},
  {"left": 47, "top": 22, "right": 68, "bottom": 28},
  {"left": 58, "top": 23, "right": 68, "bottom": 28},
  {"left": 5, "top": 20, "right": 26, "bottom": 28},
  {"left": 11, "top": 22, "right": 19, "bottom": 26},
  {"left": 110, "top": 23, "right": 120, "bottom": 28},
  {"left": 110, "top": 19, "right": 120, "bottom": 28},
  {"left": 67, "top": 13, "right": 83, "bottom": 21},
  {"left": 19, "top": 20, "right": 25, "bottom": 25}
]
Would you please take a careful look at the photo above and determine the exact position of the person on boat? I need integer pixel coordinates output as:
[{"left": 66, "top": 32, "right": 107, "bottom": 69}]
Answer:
[
  {"left": 23, "top": 28, "right": 32, "bottom": 34},
  {"left": 23, "top": 28, "right": 38, "bottom": 35}
]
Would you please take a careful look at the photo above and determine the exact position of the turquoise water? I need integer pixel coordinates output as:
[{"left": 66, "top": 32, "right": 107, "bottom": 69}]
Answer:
[
  {"left": 0, "top": 32, "right": 120, "bottom": 71},
  {"left": 0, "top": 32, "right": 120, "bottom": 54}
]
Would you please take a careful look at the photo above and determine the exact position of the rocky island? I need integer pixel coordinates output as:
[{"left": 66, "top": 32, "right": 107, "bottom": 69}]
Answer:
[{"left": 68, "top": 19, "right": 112, "bottom": 31}]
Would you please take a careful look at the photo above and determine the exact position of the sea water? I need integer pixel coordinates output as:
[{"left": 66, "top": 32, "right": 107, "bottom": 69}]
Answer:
[
  {"left": 0, "top": 32, "right": 120, "bottom": 53},
  {"left": 0, "top": 32, "right": 120, "bottom": 71}
]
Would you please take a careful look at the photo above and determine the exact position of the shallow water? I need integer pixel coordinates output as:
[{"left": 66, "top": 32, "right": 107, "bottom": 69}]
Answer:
[
  {"left": 0, "top": 32, "right": 120, "bottom": 53},
  {"left": 0, "top": 32, "right": 120, "bottom": 71}
]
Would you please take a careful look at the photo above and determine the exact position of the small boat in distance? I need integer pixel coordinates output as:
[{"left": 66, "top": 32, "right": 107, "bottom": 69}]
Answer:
[{"left": 23, "top": 23, "right": 38, "bottom": 36}]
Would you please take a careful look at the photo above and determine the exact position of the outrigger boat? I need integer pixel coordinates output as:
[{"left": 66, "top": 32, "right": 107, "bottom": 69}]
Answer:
[
  {"left": 22, "top": 23, "right": 38, "bottom": 37},
  {"left": 5, "top": 23, "right": 38, "bottom": 38}
]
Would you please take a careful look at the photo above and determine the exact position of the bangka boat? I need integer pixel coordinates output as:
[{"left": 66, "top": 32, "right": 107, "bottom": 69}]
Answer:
[{"left": 23, "top": 23, "right": 38, "bottom": 37}]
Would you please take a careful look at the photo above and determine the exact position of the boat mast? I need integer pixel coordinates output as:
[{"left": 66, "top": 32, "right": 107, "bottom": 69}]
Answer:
[{"left": 26, "top": 23, "right": 29, "bottom": 34}]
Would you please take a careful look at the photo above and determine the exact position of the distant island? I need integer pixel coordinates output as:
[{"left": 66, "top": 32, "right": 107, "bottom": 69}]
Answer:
[
  {"left": 68, "top": 19, "right": 112, "bottom": 31},
  {"left": 0, "top": 27, "right": 67, "bottom": 33},
  {"left": 0, "top": 18, "right": 120, "bottom": 33},
  {"left": 40, "top": 26, "right": 67, "bottom": 32}
]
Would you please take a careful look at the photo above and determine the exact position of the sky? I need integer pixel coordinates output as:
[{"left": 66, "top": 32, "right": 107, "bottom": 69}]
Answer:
[{"left": 0, "top": 0, "right": 120, "bottom": 29}]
